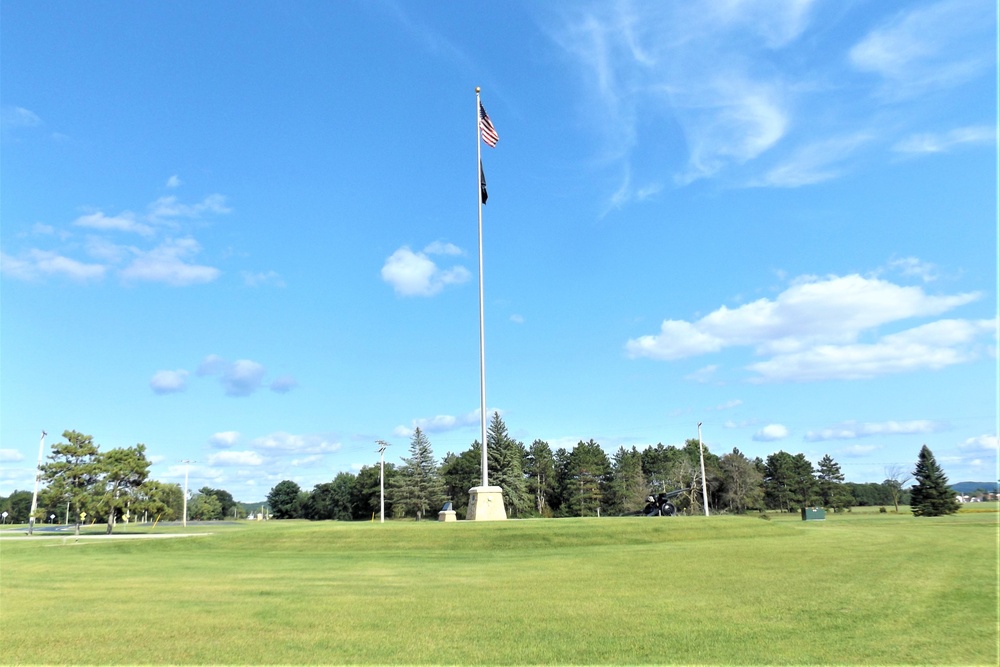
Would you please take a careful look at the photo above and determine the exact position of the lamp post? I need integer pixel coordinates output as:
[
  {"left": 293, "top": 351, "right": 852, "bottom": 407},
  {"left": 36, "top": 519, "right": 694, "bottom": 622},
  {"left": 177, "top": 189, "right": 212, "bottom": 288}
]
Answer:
[
  {"left": 698, "top": 422, "right": 709, "bottom": 517},
  {"left": 181, "top": 459, "right": 194, "bottom": 527},
  {"left": 376, "top": 441, "right": 390, "bottom": 523}
]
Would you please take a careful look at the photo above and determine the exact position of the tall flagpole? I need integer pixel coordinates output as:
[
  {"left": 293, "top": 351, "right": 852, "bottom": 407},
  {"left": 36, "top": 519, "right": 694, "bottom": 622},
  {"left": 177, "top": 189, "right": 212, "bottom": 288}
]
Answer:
[
  {"left": 476, "top": 86, "right": 488, "bottom": 488},
  {"left": 28, "top": 429, "right": 46, "bottom": 536}
]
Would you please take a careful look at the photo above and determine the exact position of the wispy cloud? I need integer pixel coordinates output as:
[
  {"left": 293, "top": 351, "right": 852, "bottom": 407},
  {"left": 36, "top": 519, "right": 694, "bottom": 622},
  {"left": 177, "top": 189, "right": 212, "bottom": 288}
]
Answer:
[
  {"left": 0, "top": 449, "right": 25, "bottom": 463},
  {"left": 893, "top": 125, "right": 996, "bottom": 155},
  {"left": 393, "top": 408, "right": 498, "bottom": 438},
  {"left": 805, "top": 420, "right": 947, "bottom": 442},
  {"left": 848, "top": 0, "right": 994, "bottom": 99},
  {"left": 626, "top": 269, "right": 994, "bottom": 382},
  {"left": 210, "top": 431, "right": 241, "bottom": 448},
  {"left": 550, "top": 0, "right": 992, "bottom": 208},
  {"left": 208, "top": 450, "right": 264, "bottom": 466},
  {"left": 381, "top": 242, "right": 471, "bottom": 297},
  {"left": 2, "top": 188, "right": 231, "bottom": 287}
]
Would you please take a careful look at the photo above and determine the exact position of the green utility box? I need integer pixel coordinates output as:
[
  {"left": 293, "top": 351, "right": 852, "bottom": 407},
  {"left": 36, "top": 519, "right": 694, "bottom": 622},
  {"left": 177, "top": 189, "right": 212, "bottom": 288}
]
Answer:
[{"left": 801, "top": 507, "right": 826, "bottom": 521}]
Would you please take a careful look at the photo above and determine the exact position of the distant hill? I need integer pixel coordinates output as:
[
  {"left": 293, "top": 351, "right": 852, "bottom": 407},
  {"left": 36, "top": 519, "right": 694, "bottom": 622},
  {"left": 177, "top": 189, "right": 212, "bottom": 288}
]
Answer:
[{"left": 951, "top": 481, "right": 998, "bottom": 494}]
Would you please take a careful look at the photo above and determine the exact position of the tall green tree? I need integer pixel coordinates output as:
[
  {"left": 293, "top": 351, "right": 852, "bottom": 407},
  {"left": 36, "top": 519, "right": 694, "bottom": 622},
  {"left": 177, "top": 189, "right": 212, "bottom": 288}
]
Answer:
[
  {"left": 133, "top": 480, "right": 180, "bottom": 521},
  {"left": 440, "top": 447, "right": 480, "bottom": 519},
  {"left": 0, "top": 491, "right": 32, "bottom": 523},
  {"left": 39, "top": 430, "right": 101, "bottom": 535},
  {"left": 486, "top": 413, "right": 529, "bottom": 517},
  {"left": 816, "top": 454, "right": 852, "bottom": 511},
  {"left": 267, "top": 480, "right": 303, "bottom": 519},
  {"left": 97, "top": 444, "right": 151, "bottom": 533},
  {"left": 564, "top": 440, "right": 610, "bottom": 516},
  {"left": 719, "top": 448, "right": 764, "bottom": 513},
  {"left": 525, "top": 439, "right": 556, "bottom": 516},
  {"left": 607, "top": 446, "right": 647, "bottom": 515},
  {"left": 351, "top": 463, "right": 398, "bottom": 520},
  {"left": 188, "top": 493, "right": 223, "bottom": 520},
  {"left": 392, "top": 428, "right": 445, "bottom": 520},
  {"left": 910, "top": 445, "right": 961, "bottom": 517},
  {"left": 199, "top": 487, "right": 239, "bottom": 519}
]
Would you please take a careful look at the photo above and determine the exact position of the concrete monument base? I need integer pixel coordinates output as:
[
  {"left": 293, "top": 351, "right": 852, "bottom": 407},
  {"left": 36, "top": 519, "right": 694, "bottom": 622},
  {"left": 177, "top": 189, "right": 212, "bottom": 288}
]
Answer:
[{"left": 466, "top": 486, "right": 507, "bottom": 521}]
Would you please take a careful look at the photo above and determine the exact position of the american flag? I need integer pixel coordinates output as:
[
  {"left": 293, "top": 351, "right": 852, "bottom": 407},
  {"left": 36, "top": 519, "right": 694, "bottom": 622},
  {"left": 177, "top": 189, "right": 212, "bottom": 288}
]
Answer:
[{"left": 479, "top": 102, "right": 498, "bottom": 147}]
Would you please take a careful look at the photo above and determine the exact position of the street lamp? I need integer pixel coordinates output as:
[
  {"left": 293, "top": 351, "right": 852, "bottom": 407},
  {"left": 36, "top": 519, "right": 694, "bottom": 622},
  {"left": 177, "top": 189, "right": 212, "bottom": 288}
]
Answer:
[{"left": 375, "top": 441, "right": 390, "bottom": 523}]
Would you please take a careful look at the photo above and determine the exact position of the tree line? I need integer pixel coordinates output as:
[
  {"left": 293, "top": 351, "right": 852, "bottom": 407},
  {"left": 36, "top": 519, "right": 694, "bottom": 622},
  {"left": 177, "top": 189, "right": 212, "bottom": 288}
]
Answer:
[
  {"left": 264, "top": 413, "right": 955, "bottom": 521},
  {"left": 4, "top": 421, "right": 959, "bottom": 530}
]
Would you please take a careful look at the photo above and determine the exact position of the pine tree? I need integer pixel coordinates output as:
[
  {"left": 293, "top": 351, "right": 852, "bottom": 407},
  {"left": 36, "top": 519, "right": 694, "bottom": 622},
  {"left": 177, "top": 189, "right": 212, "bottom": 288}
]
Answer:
[
  {"left": 486, "top": 412, "right": 529, "bottom": 517},
  {"left": 910, "top": 445, "right": 961, "bottom": 517},
  {"left": 816, "top": 454, "right": 852, "bottom": 511},
  {"left": 392, "top": 428, "right": 444, "bottom": 520}
]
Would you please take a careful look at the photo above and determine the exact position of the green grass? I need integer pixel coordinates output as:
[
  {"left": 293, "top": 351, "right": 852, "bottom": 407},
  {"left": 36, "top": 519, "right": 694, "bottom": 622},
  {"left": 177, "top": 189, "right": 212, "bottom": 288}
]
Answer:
[{"left": 1, "top": 510, "right": 997, "bottom": 665}]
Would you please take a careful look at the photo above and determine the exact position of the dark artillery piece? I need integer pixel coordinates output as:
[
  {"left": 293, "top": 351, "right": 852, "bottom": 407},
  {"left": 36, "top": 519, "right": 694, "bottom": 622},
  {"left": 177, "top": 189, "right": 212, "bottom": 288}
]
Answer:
[{"left": 643, "top": 488, "right": 691, "bottom": 516}]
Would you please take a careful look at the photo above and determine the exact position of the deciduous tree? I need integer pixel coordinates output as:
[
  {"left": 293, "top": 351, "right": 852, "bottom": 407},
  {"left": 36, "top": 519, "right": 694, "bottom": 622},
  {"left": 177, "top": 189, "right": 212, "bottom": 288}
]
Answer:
[{"left": 267, "top": 480, "right": 303, "bottom": 519}]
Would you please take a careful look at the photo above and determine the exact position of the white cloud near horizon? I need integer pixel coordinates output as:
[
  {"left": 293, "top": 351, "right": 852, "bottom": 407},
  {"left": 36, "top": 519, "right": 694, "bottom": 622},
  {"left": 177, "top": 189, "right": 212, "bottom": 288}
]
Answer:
[
  {"left": 753, "top": 424, "right": 789, "bottom": 442},
  {"left": 805, "top": 420, "right": 947, "bottom": 442},
  {"left": 210, "top": 431, "right": 241, "bottom": 448},
  {"left": 208, "top": 450, "right": 264, "bottom": 466},
  {"left": 0, "top": 249, "right": 106, "bottom": 282},
  {"left": 393, "top": 408, "right": 500, "bottom": 438},
  {"left": 626, "top": 271, "right": 993, "bottom": 382},
  {"left": 381, "top": 242, "right": 471, "bottom": 297},
  {"left": 0, "top": 449, "right": 25, "bottom": 463}
]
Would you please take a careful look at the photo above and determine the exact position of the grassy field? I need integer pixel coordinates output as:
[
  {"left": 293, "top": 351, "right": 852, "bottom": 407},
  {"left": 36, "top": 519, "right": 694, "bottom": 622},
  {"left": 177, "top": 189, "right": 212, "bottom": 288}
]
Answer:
[{"left": 1, "top": 508, "right": 996, "bottom": 666}]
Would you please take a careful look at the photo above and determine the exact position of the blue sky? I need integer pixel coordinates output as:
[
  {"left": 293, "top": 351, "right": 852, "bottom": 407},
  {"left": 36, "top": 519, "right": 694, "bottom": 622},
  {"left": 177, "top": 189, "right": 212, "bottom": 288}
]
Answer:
[{"left": 2, "top": 0, "right": 996, "bottom": 502}]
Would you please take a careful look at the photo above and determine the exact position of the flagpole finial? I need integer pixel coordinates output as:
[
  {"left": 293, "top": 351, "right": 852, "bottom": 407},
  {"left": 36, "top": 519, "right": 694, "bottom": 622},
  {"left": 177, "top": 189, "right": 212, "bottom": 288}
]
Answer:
[{"left": 475, "top": 86, "right": 481, "bottom": 93}]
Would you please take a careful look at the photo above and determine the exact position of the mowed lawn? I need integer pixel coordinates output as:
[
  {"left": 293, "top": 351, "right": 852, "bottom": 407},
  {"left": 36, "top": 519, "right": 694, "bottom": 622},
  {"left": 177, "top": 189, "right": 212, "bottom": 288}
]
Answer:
[{"left": 1, "top": 509, "right": 996, "bottom": 665}]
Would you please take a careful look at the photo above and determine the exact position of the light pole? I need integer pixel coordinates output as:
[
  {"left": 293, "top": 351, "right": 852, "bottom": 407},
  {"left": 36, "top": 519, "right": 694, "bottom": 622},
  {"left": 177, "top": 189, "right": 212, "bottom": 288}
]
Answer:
[
  {"left": 698, "top": 422, "right": 709, "bottom": 517},
  {"left": 181, "top": 459, "right": 194, "bottom": 527},
  {"left": 376, "top": 441, "right": 390, "bottom": 523},
  {"left": 28, "top": 430, "right": 46, "bottom": 536}
]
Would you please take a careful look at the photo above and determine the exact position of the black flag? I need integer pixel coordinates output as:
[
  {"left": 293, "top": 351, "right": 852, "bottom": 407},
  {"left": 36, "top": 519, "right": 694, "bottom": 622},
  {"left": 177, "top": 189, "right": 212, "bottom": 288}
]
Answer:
[{"left": 479, "top": 160, "right": 488, "bottom": 204}]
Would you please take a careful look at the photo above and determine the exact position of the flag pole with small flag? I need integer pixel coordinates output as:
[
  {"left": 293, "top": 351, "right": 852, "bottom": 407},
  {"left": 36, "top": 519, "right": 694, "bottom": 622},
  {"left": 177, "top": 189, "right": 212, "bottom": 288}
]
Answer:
[{"left": 476, "top": 87, "right": 497, "bottom": 488}]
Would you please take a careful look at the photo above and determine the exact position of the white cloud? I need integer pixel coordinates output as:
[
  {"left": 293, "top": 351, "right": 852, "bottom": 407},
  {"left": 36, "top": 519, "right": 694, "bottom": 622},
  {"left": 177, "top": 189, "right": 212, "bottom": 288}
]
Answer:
[
  {"left": 805, "top": 420, "right": 947, "bottom": 442},
  {"left": 74, "top": 211, "right": 153, "bottom": 236},
  {"left": 893, "top": 125, "right": 996, "bottom": 155},
  {"left": 381, "top": 244, "right": 471, "bottom": 297},
  {"left": 222, "top": 360, "right": 266, "bottom": 397},
  {"left": 197, "top": 354, "right": 227, "bottom": 376},
  {"left": 210, "top": 431, "right": 241, "bottom": 448},
  {"left": 242, "top": 270, "right": 286, "bottom": 288},
  {"left": 1, "top": 106, "right": 42, "bottom": 128},
  {"left": 958, "top": 434, "right": 999, "bottom": 453},
  {"left": 751, "top": 133, "right": 871, "bottom": 188},
  {"left": 147, "top": 194, "right": 230, "bottom": 221},
  {"left": 269, "top": 375, "right": 298, "bottom": 394},
  {"left": 753, "top": 424, "right": 789, "bottom": 442},
  {"left": 253, "top": 432, "right": 340, "bottom": 454},
  {"left": 166, "top": 175, "right": 182, "bottom": 188},
  {"left": 0, "top": 449, "right": 25, "bottom": 463},
  {"left": 119, "top": 237, "right": 220, "bottom": 286},
  {"left": 716, "top": 399, "right": 743, "bottom": 410},
  {"left": 149, "top": 369, "right": 189, "bottom": 394},
  {"left": 848, "top": 0, "right": 993, "bottom": 98},
  {"left": 626, "top": 271, "right": 992, "bottom": 382},
  {"left": 749, "top": 318, "right": 996, "bottom": 382},
  {"left": 394, "top": 408, "right": 496, "bottom": 438},
  {"left": 685, "top": 365, "right": 719, "bottom": 384},
  {"left": 1, "top": 250, "right": 106, "bottom": 282},
  {"left": 208, "top": 450, "right": 263, "bottom": 466}
]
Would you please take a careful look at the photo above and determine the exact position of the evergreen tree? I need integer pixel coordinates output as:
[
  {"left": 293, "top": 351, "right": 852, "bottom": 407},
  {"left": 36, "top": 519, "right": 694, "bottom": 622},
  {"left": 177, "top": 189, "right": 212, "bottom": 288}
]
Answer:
[
  {"left": 525, "top": 439, "right": 556, "bottom": 515},
  {"left": 440, "top": 447, "right": 480, "bottom": 518},
  {"left": 607, "top": 446, "right": 647, "bottom": 515},
  {"left": 719, "top": 448, "right": 764, "bottom": 513},
  {"left": 392, "top": 427, "right": 445, "bottom": 520},
  {"left": 486, "top": 412, "right": 529, "bottom": 517},
  {"left": 816, "top": 454, "right": 852, "bottom": 511},
  {"left": 565, "top": 439, "right": 610, "bottom": 516},
  {"left": 910, "top": 445, "right": 961, "bottom": 517}
]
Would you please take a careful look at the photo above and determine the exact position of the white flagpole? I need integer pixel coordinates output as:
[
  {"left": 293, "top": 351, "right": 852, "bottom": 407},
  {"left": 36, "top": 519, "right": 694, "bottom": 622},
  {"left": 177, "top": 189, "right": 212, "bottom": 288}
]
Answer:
[
  {"left": 476, "top": 86, "right": 488, "bottom": 488},
  {"left": 28, "top": 429, "right": 46, "bottom": 536}
]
